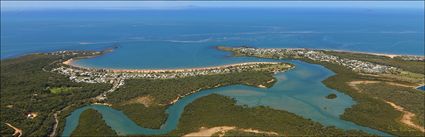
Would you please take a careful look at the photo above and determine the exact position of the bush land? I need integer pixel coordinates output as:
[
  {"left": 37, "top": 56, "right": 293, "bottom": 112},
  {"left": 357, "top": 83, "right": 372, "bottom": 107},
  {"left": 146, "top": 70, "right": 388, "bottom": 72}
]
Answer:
[
  {"left": 168, "top": 94, "right": 371, "bottom": 136},
  {"left": 71, "top": 109, "right": 117, "bottom": 136},
  {"left": 1, "top": 54, "right": 111, "bottom": 136}
]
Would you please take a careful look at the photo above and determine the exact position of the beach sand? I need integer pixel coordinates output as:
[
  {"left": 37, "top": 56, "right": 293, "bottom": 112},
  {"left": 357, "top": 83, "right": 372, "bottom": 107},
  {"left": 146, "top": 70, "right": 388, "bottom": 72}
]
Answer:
[
  {"left": 183, "top": 126, "right": 278, "bottom": 137},
  {"left": 63, "top": 58, "right": 281, "bottom": 73}
]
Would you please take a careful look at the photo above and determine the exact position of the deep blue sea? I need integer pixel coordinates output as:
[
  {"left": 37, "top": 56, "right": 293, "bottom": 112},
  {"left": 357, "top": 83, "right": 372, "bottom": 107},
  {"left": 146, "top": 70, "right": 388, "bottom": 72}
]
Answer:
[{"left": 2, "top": 8, "right": 424, "bottom": 69}]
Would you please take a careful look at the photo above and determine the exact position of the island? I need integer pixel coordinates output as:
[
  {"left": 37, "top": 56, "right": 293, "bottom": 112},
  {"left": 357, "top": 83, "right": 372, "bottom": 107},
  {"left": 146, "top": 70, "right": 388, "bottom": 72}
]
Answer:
[{"left": 326, "top": 93, "right": 337, "bottom": 99}]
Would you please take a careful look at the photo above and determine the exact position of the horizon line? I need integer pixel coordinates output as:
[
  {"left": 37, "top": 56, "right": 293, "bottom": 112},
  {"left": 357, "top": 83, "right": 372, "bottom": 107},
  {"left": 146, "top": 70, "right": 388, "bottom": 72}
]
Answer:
[{"left": 1, "top": 1, "right": 424, "bottom": 11}]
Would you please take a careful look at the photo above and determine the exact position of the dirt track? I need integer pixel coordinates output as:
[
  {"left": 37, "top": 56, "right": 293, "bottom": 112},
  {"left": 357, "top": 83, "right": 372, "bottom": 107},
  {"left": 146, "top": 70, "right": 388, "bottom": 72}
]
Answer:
[
  {"left": 348, "top": 80, "right": 425, "bottom": 132},
  {"left": 5, "top": 123, "right": 22, "bottom": 137}
]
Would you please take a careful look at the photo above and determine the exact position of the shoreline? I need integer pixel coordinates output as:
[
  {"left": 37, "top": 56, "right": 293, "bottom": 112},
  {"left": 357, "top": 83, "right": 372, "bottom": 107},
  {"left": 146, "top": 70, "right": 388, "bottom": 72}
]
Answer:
[
  {"left": 64, "top": 46, "right": 423, "bottom": 73},
  {"left": 321, "top": 49, "right": 407, "bottom": 58},
  {"left": 218, "top": 46, "right": 424, "bottom": 58},
  {"left": 63, "top": 58, "right": 282, "bottom": 73},
  {"left": 2, "top": 46, "right": 424, "bottom": 61},
  {"left": 416, "top": 85, "right": 425, "bottom": 90}
]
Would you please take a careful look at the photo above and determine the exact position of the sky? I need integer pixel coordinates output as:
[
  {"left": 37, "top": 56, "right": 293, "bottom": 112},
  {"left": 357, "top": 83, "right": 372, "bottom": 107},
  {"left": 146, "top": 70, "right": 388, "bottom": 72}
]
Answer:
[{"left": 1, "top": 1, "right": 424, "bottom": 11}]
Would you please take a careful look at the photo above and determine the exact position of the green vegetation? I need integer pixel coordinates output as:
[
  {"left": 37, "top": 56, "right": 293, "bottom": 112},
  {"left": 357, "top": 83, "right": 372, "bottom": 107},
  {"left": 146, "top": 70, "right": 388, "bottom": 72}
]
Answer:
[
  {"left": 314, "top": 61, "right": 424, "bottom": 136},
  {"left": 71, "top": 109, "right": 117, "bottom": 136},
  {"left": 324, "top": 51, "right": 425, "bottom": 74},
  {"left": 112, "top": 104, "right": 167, "bottom": 129},
  {"left": 1, "top": 54, "right": 111, "bottom": 136},
  {"left": 356, "top": 83, "right": 425, "bottom": 127},
  {"left": 168, "top": 94, "right": 371, "bottom": 136},
  {"left": 108, "top": 70, "right": 284, "bottom": 129},
  {"left": 219, "top": 47, "right": 425, "bottom": 136},
  {"left": 319, "top": 63, "right": 422, "bottom": 136},
  {"left": 57, "top": 102, "right": 92, "bottom": 136},
  {"left": 108, "top": 71, "right": 278, "bottom": 105},
  {"left": 326, "top": 93, "right": 337, "bottom": 99},
  {"left": 1, "top": 50, "right": 292, "bottom": 136}
]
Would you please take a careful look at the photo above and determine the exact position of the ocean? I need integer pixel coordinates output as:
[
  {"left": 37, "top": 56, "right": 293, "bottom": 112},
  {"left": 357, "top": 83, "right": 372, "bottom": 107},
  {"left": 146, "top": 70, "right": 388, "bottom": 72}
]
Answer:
[{"left": 1, "top": 7, "right": 424, "bottom": 69}]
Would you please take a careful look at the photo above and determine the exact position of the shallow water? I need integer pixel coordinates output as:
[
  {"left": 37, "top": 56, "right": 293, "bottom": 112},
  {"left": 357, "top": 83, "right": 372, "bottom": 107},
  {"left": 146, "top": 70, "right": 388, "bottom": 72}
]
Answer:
[{"left": 61, "top": 60, "right": 391, "bottom": 136}]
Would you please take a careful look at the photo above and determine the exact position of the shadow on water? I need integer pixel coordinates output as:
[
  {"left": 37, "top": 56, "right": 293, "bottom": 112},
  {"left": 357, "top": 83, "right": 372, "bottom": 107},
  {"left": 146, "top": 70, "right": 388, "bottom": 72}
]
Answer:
[{"left": 61, "top": 59, "right": 392, "bottom": 136}]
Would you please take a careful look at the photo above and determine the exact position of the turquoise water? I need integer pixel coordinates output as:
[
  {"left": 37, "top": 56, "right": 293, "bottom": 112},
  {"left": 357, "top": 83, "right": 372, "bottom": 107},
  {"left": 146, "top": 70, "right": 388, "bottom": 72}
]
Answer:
[{"left": 61, "top": 60, "right": 390, "bottom": 136}]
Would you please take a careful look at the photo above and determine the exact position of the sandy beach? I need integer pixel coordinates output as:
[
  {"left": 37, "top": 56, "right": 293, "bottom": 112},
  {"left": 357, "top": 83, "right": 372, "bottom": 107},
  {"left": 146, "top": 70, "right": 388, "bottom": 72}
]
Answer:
[
  {"left": 62, "top": 58, "right": 74, "bottom": 65},
  {"left": 63, "top": 58, "right": 281, "bottom": 73},
  {"left": 323, "top": 49, "right": 414, "bottom": 58},
  {"left": 233, "top": 46, "right": 421, "bottom": 58},
  {"left": 183, "top": 126, "right": 278, "bottom": 137}
]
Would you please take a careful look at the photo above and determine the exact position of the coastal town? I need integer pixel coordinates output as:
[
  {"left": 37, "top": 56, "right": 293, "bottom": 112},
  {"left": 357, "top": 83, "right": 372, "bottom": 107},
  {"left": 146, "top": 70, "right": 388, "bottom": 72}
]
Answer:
[
  {"left": 47, "top": 47, "right": 423, "bottom": 102},
  {"left": 398, "top": 55, "right": 425, "bottom": 61},
  {"left": 46, "top": 47, "right": 425, "bottom": 103},
  {"left": 45, "top": 50, "right": 104, "bottom": 57},
  {"left": 52, "top": 61, "right": 292, "bottom": 83},
  {"left": 219, "top": 46, "right": 408, "bottom": 74}
]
